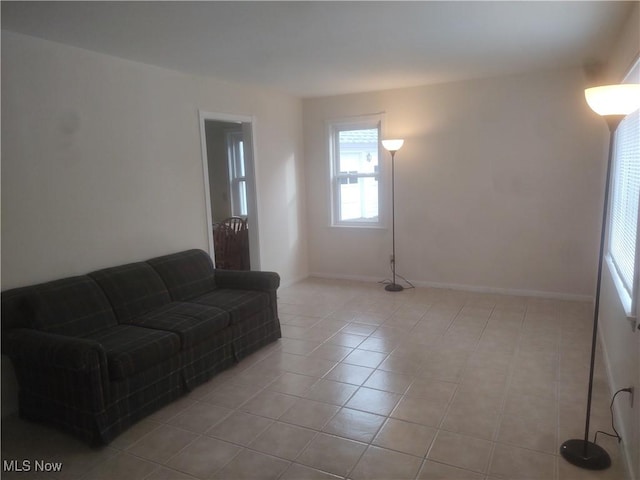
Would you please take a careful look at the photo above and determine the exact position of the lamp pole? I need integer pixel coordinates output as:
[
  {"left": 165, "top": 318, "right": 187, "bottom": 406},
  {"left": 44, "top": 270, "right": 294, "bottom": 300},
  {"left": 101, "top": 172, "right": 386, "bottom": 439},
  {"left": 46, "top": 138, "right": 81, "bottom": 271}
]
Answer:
[
  {"left": 560, "top": 83, "right": 640, "bottom": 471},
  {"left": 381, "top": 139, "right": 404, "bottom": 292},
  {"left": 560, "top": 116, "right": 621, "bottom": 470}
]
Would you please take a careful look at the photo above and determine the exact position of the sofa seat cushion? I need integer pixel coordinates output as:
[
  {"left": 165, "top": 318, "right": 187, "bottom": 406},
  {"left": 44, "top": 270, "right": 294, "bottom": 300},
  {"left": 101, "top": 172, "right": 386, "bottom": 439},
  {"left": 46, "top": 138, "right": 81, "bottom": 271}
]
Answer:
[
  {"left": 83, "top": 325, "right": 180, "bottom": 380},
  {"left": 127, "top": 302, "right": 230, "bottom": 348},
  {"left": 192, "top": 289, "right": 270, "bottom": 324}
]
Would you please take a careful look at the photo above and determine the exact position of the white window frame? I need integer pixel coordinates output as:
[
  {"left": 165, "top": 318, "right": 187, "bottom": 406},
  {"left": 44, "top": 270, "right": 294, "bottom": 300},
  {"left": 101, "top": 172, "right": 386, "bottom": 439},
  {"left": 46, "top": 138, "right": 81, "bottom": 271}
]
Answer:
[
  {"left": 328, "top": 114, "right": 385, "bottom": 228},
  {"left": 226, "top": 130, "right": 248, "bottom": 218},
  {"left": 605, "top": 56, "right": 640, "bottom": 318}
]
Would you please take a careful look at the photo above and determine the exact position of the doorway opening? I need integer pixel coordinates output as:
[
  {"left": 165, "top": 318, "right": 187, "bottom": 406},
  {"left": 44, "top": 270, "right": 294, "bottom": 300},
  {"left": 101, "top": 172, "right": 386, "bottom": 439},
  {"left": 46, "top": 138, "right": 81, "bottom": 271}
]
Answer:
[{"left": 199, "top": 111, "right": 260, "bottom": 270}]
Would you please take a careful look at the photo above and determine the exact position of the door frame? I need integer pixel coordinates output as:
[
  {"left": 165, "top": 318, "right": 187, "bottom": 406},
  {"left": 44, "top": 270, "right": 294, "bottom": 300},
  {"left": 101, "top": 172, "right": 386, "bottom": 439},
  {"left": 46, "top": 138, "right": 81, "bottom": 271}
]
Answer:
[{"left": 198, "top": 110, "right": 261, "bottom": 269}]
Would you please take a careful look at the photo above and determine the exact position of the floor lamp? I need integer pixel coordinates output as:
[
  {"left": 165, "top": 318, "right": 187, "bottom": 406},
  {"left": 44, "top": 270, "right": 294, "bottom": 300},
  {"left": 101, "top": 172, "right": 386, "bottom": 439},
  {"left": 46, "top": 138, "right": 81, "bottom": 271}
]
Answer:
[
  {"left": 381, "top": 138, "right": 405, "bottom": 292},
  {"left": 560, "top": 83, "right": 640, "bottom": 470}
]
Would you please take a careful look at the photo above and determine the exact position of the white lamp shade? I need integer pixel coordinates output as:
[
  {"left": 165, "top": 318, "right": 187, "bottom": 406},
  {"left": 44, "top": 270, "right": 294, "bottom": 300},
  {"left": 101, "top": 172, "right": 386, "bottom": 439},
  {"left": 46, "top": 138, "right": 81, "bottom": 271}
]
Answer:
[
  {"left": 382, "top": 139, "right": 404, "bottom": 152},
  {"left": 585, "top": 84, "right": 640, "bottom": 116}
]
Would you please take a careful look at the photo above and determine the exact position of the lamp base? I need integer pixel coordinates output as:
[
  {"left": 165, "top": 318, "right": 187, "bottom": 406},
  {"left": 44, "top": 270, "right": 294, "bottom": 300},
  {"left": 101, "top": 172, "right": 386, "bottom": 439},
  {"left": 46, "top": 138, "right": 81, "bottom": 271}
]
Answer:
[
  {"left": 560, "top": 439, "right": 611, "bottom": 470},
  {"left": 385, "top": 283, "right": 404, "bottom": 292}
]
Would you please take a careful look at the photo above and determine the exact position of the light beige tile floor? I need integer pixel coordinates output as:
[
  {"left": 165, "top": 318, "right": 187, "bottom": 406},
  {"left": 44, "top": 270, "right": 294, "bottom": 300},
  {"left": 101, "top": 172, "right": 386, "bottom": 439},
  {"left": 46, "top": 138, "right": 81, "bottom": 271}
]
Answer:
[{"left": 1, "top": 278, "right": 629, "bottom": 479}]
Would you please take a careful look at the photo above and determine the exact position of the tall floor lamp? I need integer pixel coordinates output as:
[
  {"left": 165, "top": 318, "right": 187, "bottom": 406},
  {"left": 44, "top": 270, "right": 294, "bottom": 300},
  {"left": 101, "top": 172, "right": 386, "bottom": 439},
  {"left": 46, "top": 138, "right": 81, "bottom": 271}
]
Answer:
[
  {"left": 560, "top": 83, "right": 640, "bottom": 470},
  {"left": 381, "top": 138, "right": 405, "bottom": 292}
]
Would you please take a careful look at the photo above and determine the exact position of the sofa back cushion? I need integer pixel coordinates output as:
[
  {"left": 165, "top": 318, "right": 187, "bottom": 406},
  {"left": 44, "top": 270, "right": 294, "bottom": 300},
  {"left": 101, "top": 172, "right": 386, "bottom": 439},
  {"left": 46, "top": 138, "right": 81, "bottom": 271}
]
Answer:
[
  {"left": 1, "top": 286, "right": 35, "bottom": 332},
  {"left": 147, "top": 249, "right": 217, "bottom": 301},
  {"left": 29, "top": 276, "right": 118, "bottom": 337},
  {"left": 89, "top": 262, "right": 171, "bottom": 322}
]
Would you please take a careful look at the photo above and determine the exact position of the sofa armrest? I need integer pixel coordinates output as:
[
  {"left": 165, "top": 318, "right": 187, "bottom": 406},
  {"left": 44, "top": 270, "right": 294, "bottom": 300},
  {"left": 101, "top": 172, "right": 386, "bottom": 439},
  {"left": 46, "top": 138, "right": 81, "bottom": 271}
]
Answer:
[
  {"left": 214, "top": 270, "right": 280, "bottom": 291},
  {"left": 5, "top": 329, "right": 106, "bottom": 370},
  {"left": 4, "top": 328, "right": 110, "bottom": 411}
]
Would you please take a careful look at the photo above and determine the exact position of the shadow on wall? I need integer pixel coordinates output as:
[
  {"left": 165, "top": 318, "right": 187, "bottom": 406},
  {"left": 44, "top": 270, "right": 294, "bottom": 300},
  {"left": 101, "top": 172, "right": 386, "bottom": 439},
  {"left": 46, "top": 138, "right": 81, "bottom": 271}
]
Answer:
[{"left": 285, "top": 153, "right": 300, "bottom": 249}]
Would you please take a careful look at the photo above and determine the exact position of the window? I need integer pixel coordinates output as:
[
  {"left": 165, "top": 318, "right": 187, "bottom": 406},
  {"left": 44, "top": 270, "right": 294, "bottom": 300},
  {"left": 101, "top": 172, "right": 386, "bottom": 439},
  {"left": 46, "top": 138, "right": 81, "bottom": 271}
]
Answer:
[
  {"left": 607, "top": 57, "right": 640, "bottom": 316},
  {"left": 226, "top": 130, "right": 247, "bottom": 217},
  {"left": 329, "top": 116, "right": 383, "bottom": 227}
]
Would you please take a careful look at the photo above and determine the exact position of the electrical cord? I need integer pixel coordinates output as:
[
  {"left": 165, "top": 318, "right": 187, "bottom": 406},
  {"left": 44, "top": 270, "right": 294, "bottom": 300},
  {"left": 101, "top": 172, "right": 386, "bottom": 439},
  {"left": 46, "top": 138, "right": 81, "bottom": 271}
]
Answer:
[
  {"left": 594, "top": 387, "right": 633, "bottom": 445},
  {"left": 393, "top": 272, "right": 415, "bottom": 289},
  {"left": 379, "top": 259, "right": 416, "bottom": 290}
]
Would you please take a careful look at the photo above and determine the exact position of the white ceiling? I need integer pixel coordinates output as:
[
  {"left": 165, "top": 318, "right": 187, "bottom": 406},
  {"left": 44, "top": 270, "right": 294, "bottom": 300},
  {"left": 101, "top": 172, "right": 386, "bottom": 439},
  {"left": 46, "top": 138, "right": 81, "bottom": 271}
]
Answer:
[{"left": 1, "top": 1, "right": 634, "bottom": 98}]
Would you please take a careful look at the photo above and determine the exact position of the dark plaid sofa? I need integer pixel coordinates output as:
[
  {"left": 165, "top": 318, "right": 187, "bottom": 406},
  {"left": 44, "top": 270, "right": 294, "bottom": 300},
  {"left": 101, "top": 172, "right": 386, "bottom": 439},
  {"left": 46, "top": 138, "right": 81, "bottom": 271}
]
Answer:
[{"left": 1, "top": 249, "right": 281, "bottom": 445}]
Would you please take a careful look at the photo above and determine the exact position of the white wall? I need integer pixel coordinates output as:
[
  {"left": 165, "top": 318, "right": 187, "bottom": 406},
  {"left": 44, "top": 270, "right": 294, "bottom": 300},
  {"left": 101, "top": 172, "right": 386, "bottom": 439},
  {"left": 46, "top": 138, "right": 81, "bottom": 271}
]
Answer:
[
  {"left": 205, "top": 121, "right": 236, "bottom": 224},
  {"left": 304, "top": 68, "right": 605, "bottom": 299},
  {"left": 597, "top": 4, "right": 640, "bottom": 479},
  {"left": 1, "top": 31, "right": 308, "bottom": 288},
  {"left": 1, "top": 31, "right": 308, "bottom": 415}
]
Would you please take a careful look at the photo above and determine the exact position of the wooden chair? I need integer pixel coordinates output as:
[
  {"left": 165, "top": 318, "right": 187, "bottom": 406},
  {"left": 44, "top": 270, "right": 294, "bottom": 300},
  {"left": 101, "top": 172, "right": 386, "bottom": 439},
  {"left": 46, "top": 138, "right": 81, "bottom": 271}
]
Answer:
[
  {"left": 214, "top": 217, "right": 249, "bottom": 270},
  {"left": 225, "top": 216, "right": 246, "bottom": 234}
]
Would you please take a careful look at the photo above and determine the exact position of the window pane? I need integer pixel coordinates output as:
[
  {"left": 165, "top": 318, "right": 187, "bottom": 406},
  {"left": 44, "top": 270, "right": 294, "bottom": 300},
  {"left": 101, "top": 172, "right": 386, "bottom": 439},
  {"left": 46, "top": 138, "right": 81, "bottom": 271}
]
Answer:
[
  {"left": 608, "top": 57, "right": 639, "bottom": 310},
  {"left": 238, "top": 140, "right": 245, "bottom": 177},
  {"left": 238, "top": 180, "right": 248, "bottom": 217},
  {"left": 338, "top": 129, "right": 379, "bottom": 174},
  {"left": 610, "top": 107, "right": 639, "bottom": 295},
  {"left": 339, "top": 176, "right": 378, "bottom": 222},
  {"left": 227, "top": 131, "right": 248, "bottom": 217},
  {"left": 362, "top": 177, "right": 379, "bottom": 220},
  {"left": 330, "top": 116, "right": 382, "bottom": 227}
]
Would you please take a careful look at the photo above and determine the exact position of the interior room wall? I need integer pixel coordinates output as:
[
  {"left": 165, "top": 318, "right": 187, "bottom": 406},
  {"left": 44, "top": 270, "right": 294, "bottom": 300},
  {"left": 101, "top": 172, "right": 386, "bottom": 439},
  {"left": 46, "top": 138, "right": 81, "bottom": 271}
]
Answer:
[
  {"left": 1, "top": 30, "right": 308, "bottom": 414},
  {"left": 205, "top": 120, "right": 239, "bottom": 224},
  {"left": 597, "top": 4, "right": 640, "bottom": 479},
  {"left": 1, "top": 30, "right": 307, "bottom": 288},
  {"left": 303, "top": 67, "right": 605, "bottom": 299}
]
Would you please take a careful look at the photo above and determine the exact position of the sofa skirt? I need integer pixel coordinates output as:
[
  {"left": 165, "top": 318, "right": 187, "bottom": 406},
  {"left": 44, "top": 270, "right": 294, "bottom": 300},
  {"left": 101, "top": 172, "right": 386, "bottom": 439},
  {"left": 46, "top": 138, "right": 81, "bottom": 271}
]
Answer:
[{"left": 19, "top": 355, "right": 183, "bottom": 445}]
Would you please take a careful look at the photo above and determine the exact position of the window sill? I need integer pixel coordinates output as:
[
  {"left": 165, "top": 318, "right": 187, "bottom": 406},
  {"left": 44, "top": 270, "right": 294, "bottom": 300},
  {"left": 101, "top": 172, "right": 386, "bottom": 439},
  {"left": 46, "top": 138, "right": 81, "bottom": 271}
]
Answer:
[
  {"left": 329, "top": 223, "right": 386, "bottom": 230},
  {"left": 605, "top": 254, "right": 636, "bottom": 320}
]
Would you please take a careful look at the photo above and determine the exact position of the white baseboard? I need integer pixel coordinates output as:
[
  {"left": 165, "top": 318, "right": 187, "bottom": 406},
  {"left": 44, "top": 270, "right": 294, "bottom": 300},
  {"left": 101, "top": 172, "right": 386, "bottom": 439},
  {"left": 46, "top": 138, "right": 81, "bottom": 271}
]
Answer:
[
  {"left": 307, "top": 272, "right": 387, "bottom": 285},
  {"left": 279, "top": 273, "right": 312, "bottom": 289},
  {"left": 307, "top": 272, "right": 593, "bottom": 303}
]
